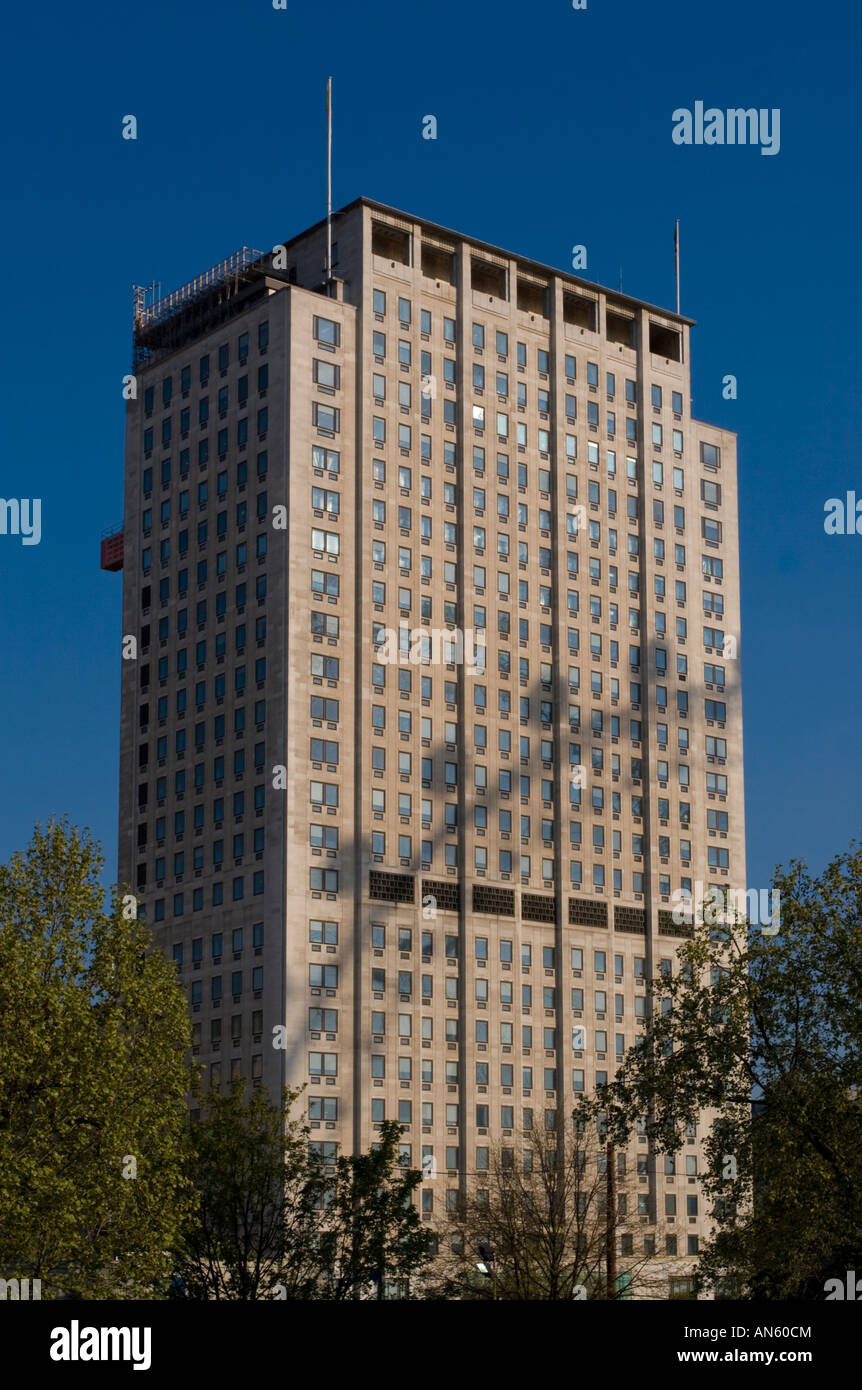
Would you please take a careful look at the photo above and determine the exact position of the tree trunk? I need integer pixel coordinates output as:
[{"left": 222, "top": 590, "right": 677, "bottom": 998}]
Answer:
[{"left": 606, "top": 1142, "right": 617, "bottom": 1300}]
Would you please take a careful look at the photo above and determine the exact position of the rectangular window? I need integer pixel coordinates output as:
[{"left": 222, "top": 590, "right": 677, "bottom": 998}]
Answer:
[
  {"left": 313, "top": 359, "right": 340, "bottom": 388},
  {"left": 701, "top": 479, "right": 722, "bottom": 505},
  {"left": 312, "top": 402, "right": 340, "bottom": 433},
  {"left": 700, "top": 442, "right": 720, "bottom": 468},
  {"left": 313, "top": 316, "right": 340, "bottom": 347}
]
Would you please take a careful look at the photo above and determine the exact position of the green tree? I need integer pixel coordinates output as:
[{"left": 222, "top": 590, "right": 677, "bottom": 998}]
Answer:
[
  {"left": 574, "top": 846, "right": 862, "bottom": 1299},
  {"left": 314, "top": 1120, "right": 435, "bottom": 1299},
  {"left": 172, "top": 1081, "right": 324, "bottom": 1300},
  {"left": 432, "top": 1112, "right": 666, "bottom": 1300},
  {"left": 174, "top": 1092, "right": 435, "bottom": 1300},
  {"left": 0, "top": 820, "right": 193, "bottom": 1298}
]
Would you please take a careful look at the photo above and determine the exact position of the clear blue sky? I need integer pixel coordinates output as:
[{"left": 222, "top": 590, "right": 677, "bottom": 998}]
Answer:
[{"left": 0, "top": 0, "right": 859, "bottom": 894}]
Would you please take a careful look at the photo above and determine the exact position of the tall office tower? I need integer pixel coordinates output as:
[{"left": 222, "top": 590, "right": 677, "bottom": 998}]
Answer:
[{"left": 113, "top": 198, "right": 743, "bottom": 1292}]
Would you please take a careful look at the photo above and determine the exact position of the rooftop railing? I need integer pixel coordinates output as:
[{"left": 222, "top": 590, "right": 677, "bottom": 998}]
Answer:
[{"left": 134, "top": 247, "right": 265, "bottom": 329}]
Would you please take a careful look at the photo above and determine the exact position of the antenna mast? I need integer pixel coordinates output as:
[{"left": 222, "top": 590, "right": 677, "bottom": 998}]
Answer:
[
  {"left": 326, "top": 77, "right": 333, "bottom": 283},
  {"left": 674, "top": 219, "right": 680, "bottom": 315}
]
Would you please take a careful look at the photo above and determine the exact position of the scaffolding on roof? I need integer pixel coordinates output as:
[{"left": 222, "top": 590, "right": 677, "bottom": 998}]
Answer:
[
  {"left": 133, "top": 248, "right": 265, "bottom": 329},
  {"left": 131, "top": 247, "right": 271, "bottom": 370}
]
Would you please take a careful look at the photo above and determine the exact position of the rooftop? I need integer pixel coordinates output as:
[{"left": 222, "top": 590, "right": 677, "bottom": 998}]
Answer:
[
  {"left": 291, "top": 196, "right": 696, "bottom": 327},
  {"left": 131, "top": 196, "right": 693, "bottom": 368}
]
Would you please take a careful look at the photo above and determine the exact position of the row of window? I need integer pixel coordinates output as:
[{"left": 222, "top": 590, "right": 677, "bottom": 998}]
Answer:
[
  {"left": 173, "top": 923, "right": 264, "bottom": 964},
  {"left": 364, "top": 1017, "right": 648, "bottom": 1050},
  {"left": 140, "top": 786, "right": 264, "bottom": 835},
  {"left": 142, "top": 638, "right": 267, "bottom": 678},
  {"left": 312, "top": 767, "right": 722, "bottom": 812},
  {"left": 192, "top": 1013, "right": 262, "bottom": 1047},
  {"left": 141, "top": 536, "right": 268, "bottom": 580},
  {"left": 144, "top": 366, "right": 269, "bottom": 421},
  {"left": 140, "top": 741, "right": 265, "bottom": 777},
  {"left": 307, "top": 1047, "right": 670, "bottom": 1101},
  {"left": 193, "top": 968, "right": 264, "bottom": 1002},
  {"left": 361, "top": 698, "right": 724, "bottom": 743},
  {"left": 205, "top": 1055, "right": 264, "bottom": 1084},
  {"left": 142, "top": 453, "right": 268, "bottom": 500},
  {"left": 142, "top": 492, "right": 268, "bottom": 537},
  {"left": 144, "top": 408, "right": 269, "bottom": 457},
  {"left": 360, "top": 841, "right": 727, "bottom": 879},
  {"left": 150, "top": 871, "right": 264, "bottom": 920},
  {"left": 360, "top": 448, "right": 710, "bottom": 501},
  {"left": 190, "top": 966, "right": 263, "bottom": 1004},
  {"left": 359, "top": 488, "right": 710, "bottom": 530},
  {"left": 142, "top": 321, "right": 269, "bottom": 407},
  {"left": 151, "top": 829, "right": 265, "bottom": 878},
  {"left": 312, "top": 816, "right": 726, "bottom": 868},
  {"left": 367, "top": 971, "right": 652, "bottom": 1016},
  {"left": 363, "top": 1104, "right": 698, "bottom": 1144},
  {"left": 359, "top": 652, "right": 725, "bottom": 707}
]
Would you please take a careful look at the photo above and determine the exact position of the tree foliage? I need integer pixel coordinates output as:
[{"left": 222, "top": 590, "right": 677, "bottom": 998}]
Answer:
[
  {"left": 173, "top": 1089, "right": 435, "bottom": 1300},
  {"left": 171, "top": 1081, "right": 323, "bottom": 1299},
  {"left": 433, "top": 1113, "right": 666, "bottom": 1300},
  {"left": 0, "top": 820, "right": 193, "bottom": 1298},
  {"left": 574, "top": 845, "right": 862, "bottom": 1298}
]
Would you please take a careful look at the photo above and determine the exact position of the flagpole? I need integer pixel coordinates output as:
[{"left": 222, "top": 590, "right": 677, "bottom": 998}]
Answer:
[
  {"left": 326, "top": 77, "right": 333, "bottom": 283},
  {"left": 674, "top": 219, "right": 680, "bottom": 315}
]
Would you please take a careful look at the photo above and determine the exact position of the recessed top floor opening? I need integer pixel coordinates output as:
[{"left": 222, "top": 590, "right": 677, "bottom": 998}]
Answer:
[
  {"left": 563, "top": 290, "right": 598, "bottom": 332},
  {"left": 422, "top": 242, "right": 455, "bottom": 284},
  {"left": 471, "top": 256, "right": 507, "bottom": 300},
  {"left": 517, "top": 278, "right": 548, "bottom": 317},
  {"left": 607, "top": 309, "right": 637, "bottom": 349},
  {"left": 649, "top": 321, "right": 682, "bottom": 361},
  {"left": 371, "top": 220, "right": 411, "bottom": 265}
]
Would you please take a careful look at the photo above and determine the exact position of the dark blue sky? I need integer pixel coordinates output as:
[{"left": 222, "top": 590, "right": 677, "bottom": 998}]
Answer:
[{"left": 1, "top": 0, "right": 858, "bottom": 892}]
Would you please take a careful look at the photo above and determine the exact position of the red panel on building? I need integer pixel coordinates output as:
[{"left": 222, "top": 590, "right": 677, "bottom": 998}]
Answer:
[{"left": 101, "top": 531, "right": 124, "bottom": 571}]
